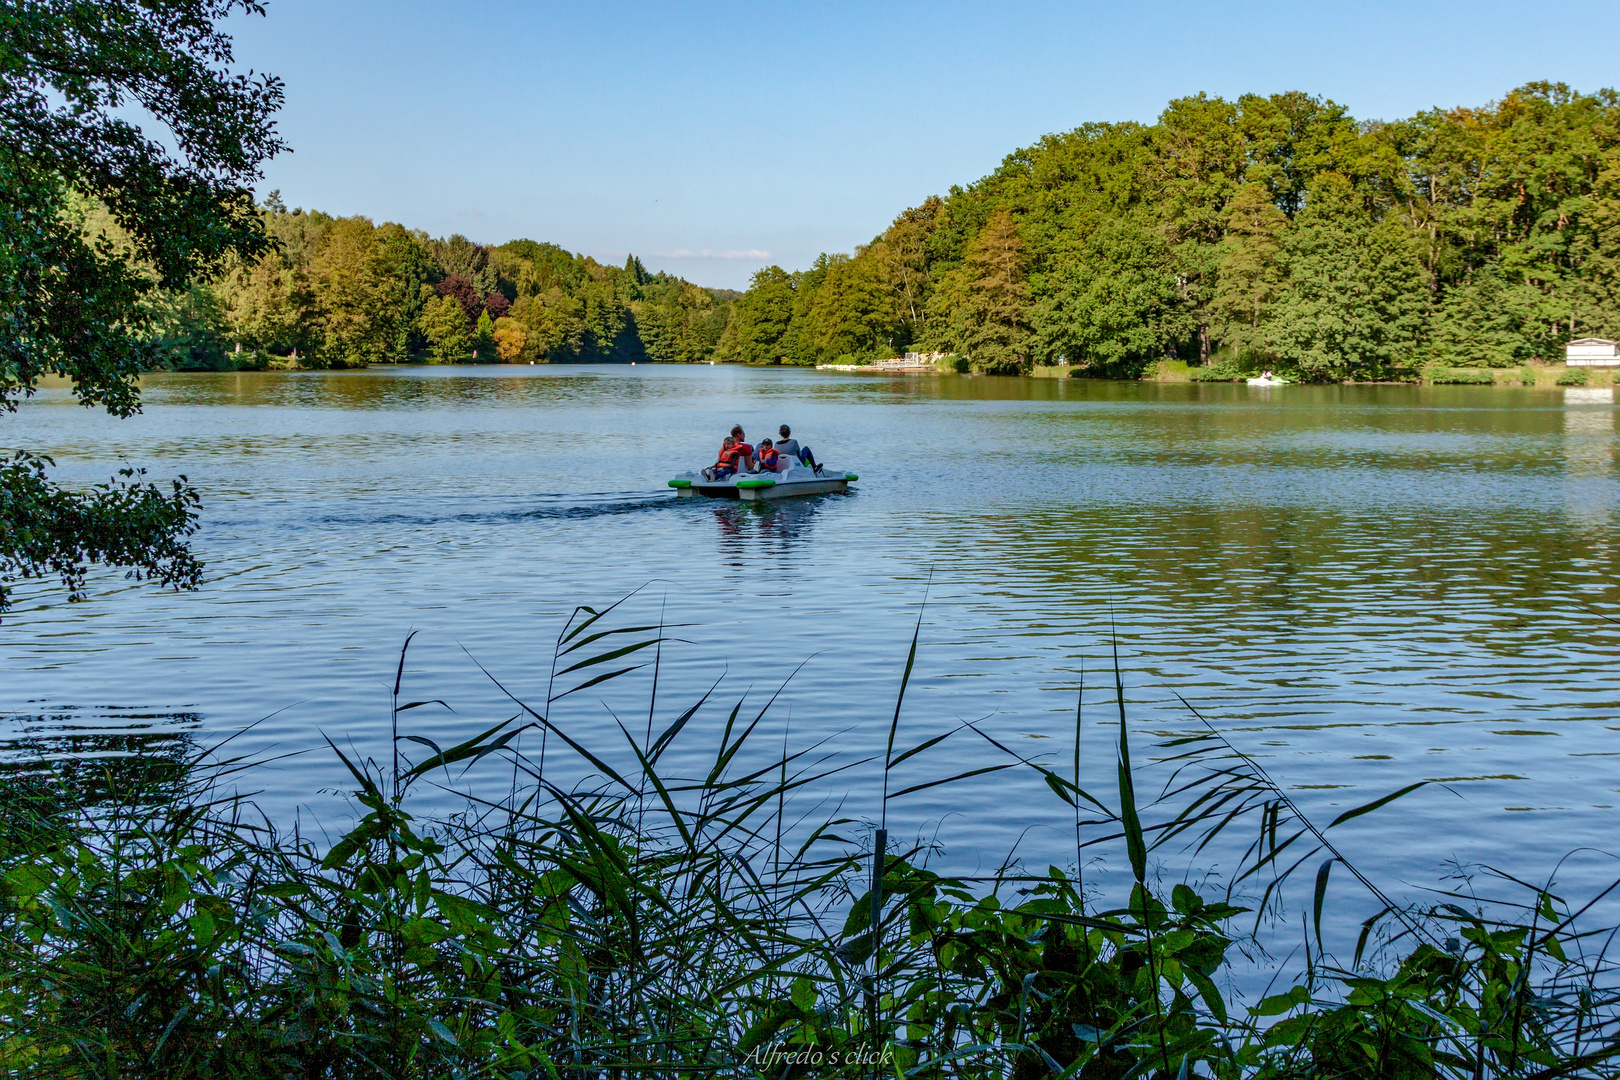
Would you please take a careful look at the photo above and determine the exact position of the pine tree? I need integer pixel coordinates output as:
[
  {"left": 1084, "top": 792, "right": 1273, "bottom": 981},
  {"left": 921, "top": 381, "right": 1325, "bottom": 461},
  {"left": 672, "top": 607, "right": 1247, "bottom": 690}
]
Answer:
[
  {"left": 419, "top": 294, "right": 471, "bottom": 363},
  {"left": 956, "top": 211, "right": 1030, "bottom": 374},
  {"left": 1210, "top": 184, "right": 1288, "bottom": 360}
]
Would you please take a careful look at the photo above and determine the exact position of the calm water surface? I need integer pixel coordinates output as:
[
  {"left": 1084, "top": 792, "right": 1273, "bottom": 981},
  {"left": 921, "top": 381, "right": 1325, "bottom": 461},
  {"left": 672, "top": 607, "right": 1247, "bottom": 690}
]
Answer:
[{"left": 4, "top": 366, "right": 1618, "bottom": 931}]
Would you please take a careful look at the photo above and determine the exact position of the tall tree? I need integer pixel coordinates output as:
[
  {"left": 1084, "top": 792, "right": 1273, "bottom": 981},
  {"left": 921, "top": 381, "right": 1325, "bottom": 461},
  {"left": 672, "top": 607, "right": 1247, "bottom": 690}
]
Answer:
[
  {"left": 309, "top": 217, "right": 400, "bottom": 367},
  {"left": 1265, "top": 175, "right": 1427, "bottom": 380},
  {"left": 419, "top": 293, "right": 470, "bottom": 363},
  {"left": 1210, "top": 183, "right": 1289, "bottom": 358},
  {"left": 721, "top": 266, "right": 796, "bottom": 363},
  {"left": 799, "top": 254, "right": 899, "bottom": 362},
  {"left": 1033, "top": 220, "right": 1192, "bottom": 376},
  {"left": 953, "top": 210, "right": 1032, "bottom": 374},
  {"left": 218, "top": 250, "right": 307, "bottom": 356},
  {"left": 1, "top": 0, "right": 284, "bottom": 617}
]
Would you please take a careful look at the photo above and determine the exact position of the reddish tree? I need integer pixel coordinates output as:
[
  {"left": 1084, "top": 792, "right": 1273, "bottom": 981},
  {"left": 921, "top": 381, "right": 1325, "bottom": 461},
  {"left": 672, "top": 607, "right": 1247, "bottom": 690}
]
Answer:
[
  {"left": 436, "top": 274, "right": 481, "bottom": 324},
  {"left": 483, "top": 291, "right": 510, "bottom": 320}
]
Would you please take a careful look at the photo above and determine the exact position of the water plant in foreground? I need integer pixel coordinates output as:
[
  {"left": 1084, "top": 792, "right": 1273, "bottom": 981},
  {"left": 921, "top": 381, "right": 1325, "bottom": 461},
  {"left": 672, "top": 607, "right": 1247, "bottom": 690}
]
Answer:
[{"left": 2, "top": 597, "right": 1618, "bottom": 1079}]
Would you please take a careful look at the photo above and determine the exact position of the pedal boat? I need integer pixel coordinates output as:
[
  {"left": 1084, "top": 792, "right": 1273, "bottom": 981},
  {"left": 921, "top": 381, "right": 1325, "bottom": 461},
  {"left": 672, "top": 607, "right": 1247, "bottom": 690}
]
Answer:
[
  {"left": 1246, "top": 375, "right": 1291, "bottom": 386},
  {"left": 668, "top": 461, "right": 857, "bottom": 501}
]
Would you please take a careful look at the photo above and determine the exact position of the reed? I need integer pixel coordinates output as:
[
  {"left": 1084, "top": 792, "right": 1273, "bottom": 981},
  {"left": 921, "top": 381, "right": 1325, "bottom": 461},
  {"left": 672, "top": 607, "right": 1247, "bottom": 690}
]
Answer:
[{"left": 2, "top": 597, "right": 1618, "bottom": 1079}]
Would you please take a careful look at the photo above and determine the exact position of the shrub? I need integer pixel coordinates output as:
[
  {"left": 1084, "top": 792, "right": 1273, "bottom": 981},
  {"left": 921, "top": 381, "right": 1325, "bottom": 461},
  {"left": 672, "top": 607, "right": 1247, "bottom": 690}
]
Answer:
[
  {"left": 1519, "top": 366, "right": 1539, "bottom": 385},
  {"left": 1188, "top": 363, "right": 1252, "bottom": 382},
  {"left": 1427, "top": 366, "right": 1496, "bottom": 384},
  {"left": 1558, "top": 367, "right": 1591, "bottom": 386}
]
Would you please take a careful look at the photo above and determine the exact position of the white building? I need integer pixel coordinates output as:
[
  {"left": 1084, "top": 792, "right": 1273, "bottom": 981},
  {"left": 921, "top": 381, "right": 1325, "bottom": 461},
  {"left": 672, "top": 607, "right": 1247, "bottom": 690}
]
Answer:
[{"left": 1565, "top": 338, "right": 1620, "bottom": 366}]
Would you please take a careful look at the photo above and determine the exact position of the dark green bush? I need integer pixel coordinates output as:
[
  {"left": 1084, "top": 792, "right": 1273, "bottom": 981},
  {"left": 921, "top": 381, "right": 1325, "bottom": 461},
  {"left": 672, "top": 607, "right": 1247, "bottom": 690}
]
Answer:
[
  {"left": 1428, "top": 366, "right": 1496, "bottom": 384},
  {"left": 1558, "top": 367, "right": 1591, "bottom": 386},
  {"left": 1188, "top": 364, "right": 1252, "bottom": 382}
]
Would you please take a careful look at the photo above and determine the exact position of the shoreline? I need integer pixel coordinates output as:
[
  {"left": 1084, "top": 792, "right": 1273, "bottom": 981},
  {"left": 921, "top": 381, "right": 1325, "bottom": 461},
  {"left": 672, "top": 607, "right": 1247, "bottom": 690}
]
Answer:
[{"left": 34, "top": 361, "right": 1618, "bottom": 390}]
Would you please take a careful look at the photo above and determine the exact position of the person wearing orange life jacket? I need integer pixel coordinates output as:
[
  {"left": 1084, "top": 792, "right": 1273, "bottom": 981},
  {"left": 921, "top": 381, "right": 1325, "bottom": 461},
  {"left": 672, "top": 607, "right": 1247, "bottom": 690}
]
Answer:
[
  {"left": 756, "top": 438, "right": 781, "bottom": 471},
  {"left": 703, "top": 436, "right": 740, "bottom": 481}
]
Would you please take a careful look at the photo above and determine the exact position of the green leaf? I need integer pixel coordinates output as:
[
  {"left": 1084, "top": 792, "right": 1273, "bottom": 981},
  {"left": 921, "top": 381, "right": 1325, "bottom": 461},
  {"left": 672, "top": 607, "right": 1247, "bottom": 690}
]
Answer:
[
  {"left": 790, "top": 975, "right": 816, "bottom": 1012},
  {"left": 1313, "top": 858, "right": 1336, "bottom": 951},
  {"left": 6, "top": 863, "right": 53, "bottom": 899},
  {"left": 321, "top": 835, "right": 363, "bottom": 870},
  {"left": 1328, "top": 781, "right": 1428, "bottom": 828},
  {"left": 189, "top": 908, "right": 216, "bottom": 948},
  {"left": 1171, "top": 883, "right": 1199, "bottom": 915},
  {"left": 261, "top": 881, "right": 308, "bottom": 898},
  {"left": 433, "top": 891, "right": 495, "bottom": 934}
]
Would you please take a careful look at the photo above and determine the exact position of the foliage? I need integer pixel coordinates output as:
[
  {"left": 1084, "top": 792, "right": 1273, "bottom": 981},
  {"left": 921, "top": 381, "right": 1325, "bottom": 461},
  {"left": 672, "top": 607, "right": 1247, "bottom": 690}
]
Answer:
[
  {"left": 1188, "top": 362, "right": 1254, "bottom": 382},
  {"left": 1558, "top": 367, "right": 1591, "bottom": 386},
  {"left": 721, "top": 82, "right": 1620, "bottom": 380},
  {"left": 935, "top": 210, "right": 1031, "bottom": 373},
  {"left": 1427, "top": 367, "right": 1497, "bottom": 384},
  {"left": 0, "top": 451, "right": 203, "bottom": 619},
  {"left": 0, "top": 0, "right": 287, "bottom": 615},
  {"left": 418, "top": 293, "right": 471, "bottom": 364},
  {"left": 1033, "top": 219, "right": 1191, "bottom": 378},
  {"left": 172, "top": 208, "right": 736, "bottom": 368},
  {"left": 1210, "top": 184, "right": 1289, "bottom": 360},
  {"left": 4, "top": 603, "right": 1618, "bottom": 1079}
]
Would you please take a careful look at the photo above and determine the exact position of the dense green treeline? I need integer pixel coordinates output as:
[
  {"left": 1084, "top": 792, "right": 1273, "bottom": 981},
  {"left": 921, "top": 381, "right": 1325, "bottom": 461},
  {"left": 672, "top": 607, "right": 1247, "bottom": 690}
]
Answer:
[
  {"left": 133, "top": 194, "right": 736, "bottom": 370},
  {"left": 719, "top": 82, "right": 1620, "bottom": 379}
]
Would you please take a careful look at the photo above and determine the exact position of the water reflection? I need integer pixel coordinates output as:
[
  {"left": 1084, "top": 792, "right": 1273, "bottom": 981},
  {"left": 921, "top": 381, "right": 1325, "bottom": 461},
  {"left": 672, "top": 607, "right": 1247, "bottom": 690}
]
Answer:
[
  {"left": 1562, "top": 387, "right": 1616, "bottom": 550},
  {"left": 710, "top": 495, "right": 833, "bottom": 564},
  {"left": 0, "top": 709, "right": 204, "bottom": 808}
]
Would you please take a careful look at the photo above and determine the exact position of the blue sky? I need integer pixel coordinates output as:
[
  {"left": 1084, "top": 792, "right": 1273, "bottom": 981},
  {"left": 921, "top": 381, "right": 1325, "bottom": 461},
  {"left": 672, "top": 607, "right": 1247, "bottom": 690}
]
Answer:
[{"left": 228, "top": 0, "right": 1620, "bottom": 290}]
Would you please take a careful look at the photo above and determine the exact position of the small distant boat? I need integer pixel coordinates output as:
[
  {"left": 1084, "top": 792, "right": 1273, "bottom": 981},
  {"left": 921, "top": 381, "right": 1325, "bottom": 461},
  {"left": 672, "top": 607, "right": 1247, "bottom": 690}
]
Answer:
[
  {"left": 1247, "top": 375, "right": 1291, "bottom": 386},
  {"left": 668, "top": 461, "right": 856, "bottom": 501}
]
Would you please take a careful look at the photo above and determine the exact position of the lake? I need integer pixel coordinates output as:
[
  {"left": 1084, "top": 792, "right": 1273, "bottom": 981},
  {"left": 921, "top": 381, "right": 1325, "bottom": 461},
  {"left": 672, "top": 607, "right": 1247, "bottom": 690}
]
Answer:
[{"left": 4, "top": 365, "right": 1618, "bottom": 935}]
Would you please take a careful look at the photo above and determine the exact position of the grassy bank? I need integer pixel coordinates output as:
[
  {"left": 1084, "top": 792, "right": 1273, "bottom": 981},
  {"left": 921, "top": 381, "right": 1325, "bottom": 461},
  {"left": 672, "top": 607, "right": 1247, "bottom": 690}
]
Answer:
[
  {"left": 3, "top": 603, "right": 1618, "bottom": 1079},
  {"left": 1142, "top": 359, "right": 1613, "bottom": 387}
]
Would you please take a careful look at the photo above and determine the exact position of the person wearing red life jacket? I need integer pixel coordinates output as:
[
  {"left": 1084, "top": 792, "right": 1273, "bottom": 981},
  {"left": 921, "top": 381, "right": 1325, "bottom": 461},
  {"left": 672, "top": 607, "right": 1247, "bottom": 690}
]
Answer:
[
  {"left": 756, "top": 438, "right": 781, "bottom": 471},
  {"left": 728, "top": 424, "right": 755, "bottom": 471}
]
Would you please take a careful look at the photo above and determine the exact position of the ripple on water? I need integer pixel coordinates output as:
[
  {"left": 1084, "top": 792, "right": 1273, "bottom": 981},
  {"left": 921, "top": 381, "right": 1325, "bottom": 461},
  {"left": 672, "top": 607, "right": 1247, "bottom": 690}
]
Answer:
[{"left": 3, "top": 368, "right": 1619, "bottom": 947}]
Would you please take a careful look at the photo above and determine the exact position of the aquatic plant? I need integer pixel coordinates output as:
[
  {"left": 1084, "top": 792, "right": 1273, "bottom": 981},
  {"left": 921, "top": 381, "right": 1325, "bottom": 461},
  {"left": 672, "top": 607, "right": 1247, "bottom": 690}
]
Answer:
[{"left": 2, "top": 597, "right": 1618, "bottom": 1078}]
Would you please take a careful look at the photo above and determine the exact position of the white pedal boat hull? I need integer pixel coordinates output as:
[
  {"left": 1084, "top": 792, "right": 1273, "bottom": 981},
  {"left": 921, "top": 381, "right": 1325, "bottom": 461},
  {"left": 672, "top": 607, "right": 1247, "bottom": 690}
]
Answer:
[{"left": 668, "top": 463, "right": 856, "bottom": 501}]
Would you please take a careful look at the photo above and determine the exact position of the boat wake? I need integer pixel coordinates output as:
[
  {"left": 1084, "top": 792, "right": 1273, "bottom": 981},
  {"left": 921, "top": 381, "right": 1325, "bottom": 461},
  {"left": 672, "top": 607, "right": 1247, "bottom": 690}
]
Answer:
[{"left": 311, "top": 491, "right": 680, "bottom": 527}]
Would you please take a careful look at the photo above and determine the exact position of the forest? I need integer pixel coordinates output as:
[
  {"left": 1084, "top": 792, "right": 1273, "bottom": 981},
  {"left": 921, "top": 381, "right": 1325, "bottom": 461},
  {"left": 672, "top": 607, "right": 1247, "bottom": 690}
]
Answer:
[
  {"left": 134, "top": 194, "right": 737, "bottom": 369},
  {"left": 131, "top": 81, "right": 1620, "bottom": 381},
  {"left": 719, "top": 81, "right": 1620, "bottom": 380}
]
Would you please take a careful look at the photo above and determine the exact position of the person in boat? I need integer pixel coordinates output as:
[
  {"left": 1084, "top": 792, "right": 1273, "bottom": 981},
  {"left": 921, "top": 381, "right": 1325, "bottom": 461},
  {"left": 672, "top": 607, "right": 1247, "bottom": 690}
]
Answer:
[
  {"left": 774, "top": 424, "right": 821, "bottom": 474},
  {"left": 1261, "top": 369, "right": 1274, "bottom": 381},
  {"left": 755, "top": 438, "right": 781, "bottom": 471},
  {"left": 728, "top": 424, "right": 756, "bottom": 471},
  {"left": 703, "top": 436, "right": 740, "bottom": 481}
]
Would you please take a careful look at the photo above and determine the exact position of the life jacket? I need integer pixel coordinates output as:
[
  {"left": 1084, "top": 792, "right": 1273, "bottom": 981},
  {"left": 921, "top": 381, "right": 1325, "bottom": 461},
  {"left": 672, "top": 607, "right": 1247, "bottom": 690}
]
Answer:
[
  {"left": 714, "top": 444, "right": 740, "bottom": 471},
  {"left": 758, "top": 445, "right": 780, "bottom": 469}
]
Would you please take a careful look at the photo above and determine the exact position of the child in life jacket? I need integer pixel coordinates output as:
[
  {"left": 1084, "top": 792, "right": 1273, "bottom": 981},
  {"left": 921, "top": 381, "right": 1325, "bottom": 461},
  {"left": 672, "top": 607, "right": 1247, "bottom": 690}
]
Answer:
[
  {"left": 703, "top": 436, "right": 739, "bottom": 481},
  {"left": 755, "top": 438, "right": 781, "bottom": 471}
]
